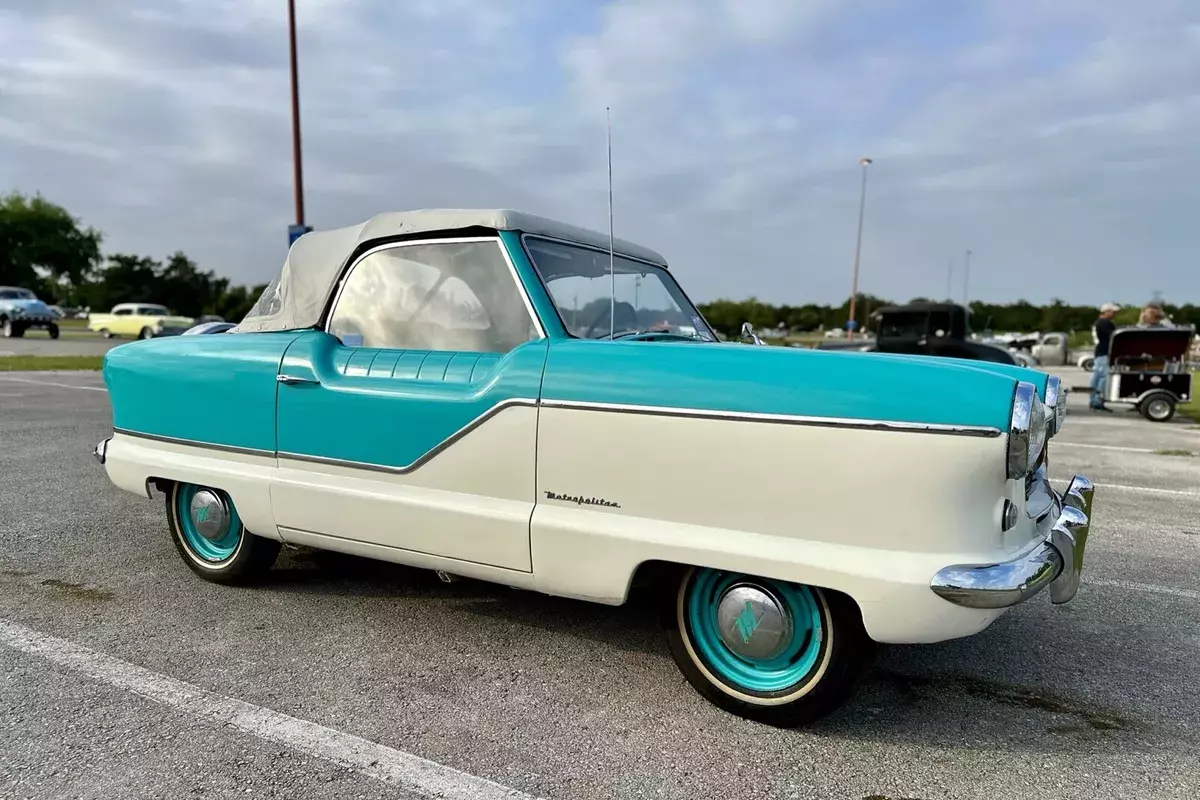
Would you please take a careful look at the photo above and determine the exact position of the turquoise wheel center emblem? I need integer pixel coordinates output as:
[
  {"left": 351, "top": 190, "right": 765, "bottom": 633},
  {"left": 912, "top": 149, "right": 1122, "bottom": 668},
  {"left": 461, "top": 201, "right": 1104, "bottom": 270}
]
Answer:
[
  {"left": 733, "top": 601, "right": 761, "bottom": 643},
  {"left": 715, "top": 583, "right": 793, "bottom": 661}
]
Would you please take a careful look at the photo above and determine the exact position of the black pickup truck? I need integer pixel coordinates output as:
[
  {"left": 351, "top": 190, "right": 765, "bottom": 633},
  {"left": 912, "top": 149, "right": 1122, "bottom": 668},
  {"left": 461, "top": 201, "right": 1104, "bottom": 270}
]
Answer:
[{"left": 817, "top": 302, "right": 1019, "bottom": 365}]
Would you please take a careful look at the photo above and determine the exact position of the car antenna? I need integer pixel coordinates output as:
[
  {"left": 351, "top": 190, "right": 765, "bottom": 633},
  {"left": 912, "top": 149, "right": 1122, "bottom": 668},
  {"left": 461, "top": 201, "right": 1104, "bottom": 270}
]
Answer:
[{"left": 606, "top": 105, "right": 615, "bottom": 340}]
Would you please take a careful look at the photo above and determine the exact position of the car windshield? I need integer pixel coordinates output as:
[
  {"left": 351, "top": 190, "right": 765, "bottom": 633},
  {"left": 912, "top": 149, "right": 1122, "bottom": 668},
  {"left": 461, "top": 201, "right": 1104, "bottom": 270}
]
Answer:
[
  {"left": 0, "top": 288, "right": 36, "bottom": 300},
  {"left": 523, "top": 237, "right": 716, "bottom": 341}
]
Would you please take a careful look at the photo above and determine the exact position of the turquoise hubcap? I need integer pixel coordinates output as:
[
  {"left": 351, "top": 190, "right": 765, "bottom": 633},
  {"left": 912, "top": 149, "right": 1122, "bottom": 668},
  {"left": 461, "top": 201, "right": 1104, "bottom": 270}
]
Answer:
[
  {"left": 684, "top": 569, "right": 824, "bottom": 694},
  {"left": 176, "top": 484, "right": 241, "bottom": 562}
]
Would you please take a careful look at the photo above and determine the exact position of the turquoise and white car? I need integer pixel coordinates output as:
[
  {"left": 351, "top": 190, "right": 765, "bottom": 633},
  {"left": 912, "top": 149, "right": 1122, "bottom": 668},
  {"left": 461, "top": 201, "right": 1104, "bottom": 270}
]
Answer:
[{"left": 92, "top": 209, "right": 1093, "bottom": 726}]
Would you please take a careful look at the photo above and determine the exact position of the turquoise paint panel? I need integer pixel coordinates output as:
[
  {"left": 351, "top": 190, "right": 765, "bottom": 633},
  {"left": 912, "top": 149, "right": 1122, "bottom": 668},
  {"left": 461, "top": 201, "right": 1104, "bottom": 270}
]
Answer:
[
  {"left": 103, "top": 332, "right": 302, "bottom": 452},
  {"left": 540, "top": 339, "right": 1018, "bottom": 430},
  {"left": 498, "top": 230, "right": 567, "bottom": 339},
  {"left": 275, "top": 330, "right": 548, "bottom": 468},
  {"left": 855, "top": 351, "right": 1049, "bottom": 398}
]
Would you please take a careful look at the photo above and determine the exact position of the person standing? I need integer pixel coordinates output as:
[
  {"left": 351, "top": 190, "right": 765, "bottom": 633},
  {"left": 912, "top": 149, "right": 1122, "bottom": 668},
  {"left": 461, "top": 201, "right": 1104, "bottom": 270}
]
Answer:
[{"left": 1089, "top": 302, "right": 1120, "bottom": 411}]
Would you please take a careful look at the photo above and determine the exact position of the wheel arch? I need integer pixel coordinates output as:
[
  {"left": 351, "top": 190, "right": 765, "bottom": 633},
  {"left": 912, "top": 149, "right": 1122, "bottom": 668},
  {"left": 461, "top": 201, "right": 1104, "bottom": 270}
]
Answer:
[{"left": 626, "top": 558, "right": 868, "bottom": 628}]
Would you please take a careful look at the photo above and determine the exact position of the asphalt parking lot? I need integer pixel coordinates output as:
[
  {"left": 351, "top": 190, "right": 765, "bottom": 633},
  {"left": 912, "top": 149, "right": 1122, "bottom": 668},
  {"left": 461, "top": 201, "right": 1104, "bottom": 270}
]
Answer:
[
  {"left": 2, "top": 370, "right": 1198, "bottom": 800},
  {"left": 0, "top": 329, "right": 121, "bottom": 357}
]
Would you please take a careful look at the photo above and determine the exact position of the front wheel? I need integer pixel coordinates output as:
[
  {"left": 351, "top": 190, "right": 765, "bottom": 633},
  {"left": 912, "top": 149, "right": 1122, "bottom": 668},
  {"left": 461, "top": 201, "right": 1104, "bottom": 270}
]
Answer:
[
  {"left": 1, "top": 318, "right": 12, "bottom": 338},
  {"left": 1139, "top": 393, "right": 1176, "bottom": 423},
  {"left": 165, "top": 482, "right": 281, "bottom": 584},
  {"left": 139, "top": 327, "right": 155, "bottom": 340},
  {"left": 47, "top": 323, "right": 60, "bottom": 340},
  {"left": 665, "top": 567, "right": 875, "bottom": 727}
]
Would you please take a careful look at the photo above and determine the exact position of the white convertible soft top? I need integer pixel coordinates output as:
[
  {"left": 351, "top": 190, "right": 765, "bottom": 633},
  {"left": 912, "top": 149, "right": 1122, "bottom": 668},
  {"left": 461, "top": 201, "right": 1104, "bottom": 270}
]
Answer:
[{"left": 232, "top": 208, "right": 667, "bottom": 334}]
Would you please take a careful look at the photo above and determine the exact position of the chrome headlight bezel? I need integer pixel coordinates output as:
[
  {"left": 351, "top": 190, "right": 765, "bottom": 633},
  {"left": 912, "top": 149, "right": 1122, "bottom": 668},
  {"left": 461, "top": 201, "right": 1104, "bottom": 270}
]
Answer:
[
  {"left": 1044, "top": 376, "right": 1063, "bottom": 436},
  {"left": 1007, "top": 381, "right": 1048, "bottom": 480}
]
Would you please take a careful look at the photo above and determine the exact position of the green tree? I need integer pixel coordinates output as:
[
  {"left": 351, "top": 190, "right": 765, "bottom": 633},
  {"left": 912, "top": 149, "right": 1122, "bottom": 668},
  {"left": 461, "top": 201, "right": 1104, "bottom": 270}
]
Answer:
[{"left": 0, "top": 191, "right": 102, "bottom": 291}]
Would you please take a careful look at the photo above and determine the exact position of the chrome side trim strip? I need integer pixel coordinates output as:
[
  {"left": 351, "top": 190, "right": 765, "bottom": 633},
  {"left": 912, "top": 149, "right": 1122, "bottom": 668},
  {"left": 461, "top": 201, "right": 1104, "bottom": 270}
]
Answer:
[
  {"left": 539, "top": 399, "right": 1003, "bottom": 437},
  {"left": 277, "top": 397, "right": 540, "bottom": 475},
  {"left": 112, "top": 428, "right": 276, "bottom": 458}
]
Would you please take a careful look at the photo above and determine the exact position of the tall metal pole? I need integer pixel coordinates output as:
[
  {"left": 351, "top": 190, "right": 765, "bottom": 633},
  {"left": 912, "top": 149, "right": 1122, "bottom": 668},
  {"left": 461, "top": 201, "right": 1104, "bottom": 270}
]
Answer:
[
  {"left": 945, "top": 256, "right": 954, "bottom": 302},
  {"left": 847, "top": 157, "right": 872, "bottom": 338},
  {"left": 288, "top": 0, "right": 305, "bottom": 229},
  {"left": 962, "top": 248, "right": 972, "bottom": 308}
]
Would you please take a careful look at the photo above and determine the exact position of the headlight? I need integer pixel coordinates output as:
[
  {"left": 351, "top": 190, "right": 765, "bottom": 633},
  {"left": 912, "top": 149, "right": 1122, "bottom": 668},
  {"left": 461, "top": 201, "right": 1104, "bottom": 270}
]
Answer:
[{"left": 1007, "top": 381, "right": 1048, "bottom": 479}]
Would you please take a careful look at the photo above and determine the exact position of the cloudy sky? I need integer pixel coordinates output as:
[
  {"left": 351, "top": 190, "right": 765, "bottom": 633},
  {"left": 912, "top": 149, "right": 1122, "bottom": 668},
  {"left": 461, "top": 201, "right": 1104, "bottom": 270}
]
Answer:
[{"left": 1, "top": 0, "right": 1197, "bottom": 306}]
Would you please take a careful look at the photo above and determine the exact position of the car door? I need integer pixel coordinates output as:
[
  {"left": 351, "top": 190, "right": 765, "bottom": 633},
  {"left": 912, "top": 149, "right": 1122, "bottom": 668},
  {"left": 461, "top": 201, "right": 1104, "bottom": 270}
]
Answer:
[
  {"left": 111, "top": 306, "right": 137, "bottom": 335},
  {"left": 270, "top": 236, "right": 547, "bottom": 572}
]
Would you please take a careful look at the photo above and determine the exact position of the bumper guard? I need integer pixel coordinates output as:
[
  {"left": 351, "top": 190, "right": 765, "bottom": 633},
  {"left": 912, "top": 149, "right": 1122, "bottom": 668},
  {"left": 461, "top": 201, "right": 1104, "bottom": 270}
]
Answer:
[
  {"left": 930, "top": 474, "right": 1095, "bottom": 609},
  {"left": 93, "top": 436, "right": 111, "bottom": 465}
]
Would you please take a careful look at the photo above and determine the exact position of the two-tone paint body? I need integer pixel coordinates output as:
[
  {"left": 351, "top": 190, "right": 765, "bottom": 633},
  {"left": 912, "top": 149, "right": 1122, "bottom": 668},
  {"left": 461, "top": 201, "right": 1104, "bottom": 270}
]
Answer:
[{"left": 98, "top": 221, "right": 1082, "bottom": 645}]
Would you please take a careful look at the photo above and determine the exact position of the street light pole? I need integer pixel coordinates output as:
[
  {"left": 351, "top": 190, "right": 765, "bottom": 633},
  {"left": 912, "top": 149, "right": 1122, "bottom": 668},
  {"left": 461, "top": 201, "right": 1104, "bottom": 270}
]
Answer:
[
  {"left": 287, "top": 0, "right": 309, "bottom": 244},
  {"left": 945, "top": 256, "right": 953, "bottom": 302},
  {"left": 962, "top": 248, "right": 972, "bottom": 308},
  {"left": 847, "top": 157, "right": 872, "bottom": 338}
]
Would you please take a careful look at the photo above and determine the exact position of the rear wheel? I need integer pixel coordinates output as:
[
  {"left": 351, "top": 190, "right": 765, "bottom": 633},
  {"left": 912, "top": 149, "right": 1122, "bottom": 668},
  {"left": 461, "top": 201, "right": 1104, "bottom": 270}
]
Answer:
[
  {"left": 665, "top": 567, "right": 874, "bottom": 727},
  {"left": 99, "top": 328, "right": 113, "bottom": 339},
  {"left": 139, "top": 326, "right": 154, "bottom": 340},
  {"left": 165, "top": 482, "right": 281, "bottom": 584},
  {"left": 1139, "top": 393, "right": 1176, "bottom": 422},
  {"left": 1079, "top": 356, "right": 1095, "bottom": 371}
]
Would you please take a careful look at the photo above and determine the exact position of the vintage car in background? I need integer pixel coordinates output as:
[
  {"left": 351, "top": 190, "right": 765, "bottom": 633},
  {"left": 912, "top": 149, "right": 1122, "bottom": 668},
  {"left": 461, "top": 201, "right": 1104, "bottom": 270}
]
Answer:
[
  {"left": 1101, "top": 325, "right": 1195, "bottom": 422},
  {"left": 817, "top": 302, "right": 1031, "bottom": 365},
  {"left": 93, "top": 209, "right": 1093, "bottom": 727},
  {"left": 87, "top": 303, "right": 195, "bottom": 339},
  {"left": 0, "top": 286, "right": 60, "bottom": 339}
]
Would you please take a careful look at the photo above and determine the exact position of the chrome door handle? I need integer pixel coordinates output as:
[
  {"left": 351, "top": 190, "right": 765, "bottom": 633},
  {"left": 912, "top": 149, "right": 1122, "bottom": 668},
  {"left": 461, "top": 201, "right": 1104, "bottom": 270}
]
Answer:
[{"left": 277, "top": 374, "right": 318, "bottom": 386}]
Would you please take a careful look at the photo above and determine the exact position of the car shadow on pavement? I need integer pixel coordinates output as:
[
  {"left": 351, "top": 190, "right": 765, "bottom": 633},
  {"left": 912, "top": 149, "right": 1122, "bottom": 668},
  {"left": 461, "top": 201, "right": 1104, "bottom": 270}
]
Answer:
[
  {"left": 256, "top": 549, "right": 1185, "bottom": 755},
  {"left": 263, "top": 547, "right": 667, "bottom": 657}
]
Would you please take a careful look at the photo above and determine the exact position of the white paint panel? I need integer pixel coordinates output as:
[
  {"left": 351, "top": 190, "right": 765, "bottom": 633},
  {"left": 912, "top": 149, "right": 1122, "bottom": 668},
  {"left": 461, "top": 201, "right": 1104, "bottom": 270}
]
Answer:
[
  {"left": 270, "top": 405, "right": 538, "bottom": 572},
  {"left": 531, "top": 407, "right": 1022, "bottom": 644},
  {"left": 103, "top": 433, "right": 280, "bottom": 539}
]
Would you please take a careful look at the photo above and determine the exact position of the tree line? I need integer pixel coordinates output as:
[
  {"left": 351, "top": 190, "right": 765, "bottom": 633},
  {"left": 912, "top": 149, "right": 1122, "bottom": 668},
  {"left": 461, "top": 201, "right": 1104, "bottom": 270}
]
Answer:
[
  {"left": 0, "top": 191, "right": 265, "bottom": 321},
  {"left": 3, "top": 190, "right": 1194, "bottom": 333},
  {"left": 694, "top": 295, "right": 1200, "bottom": 338}
]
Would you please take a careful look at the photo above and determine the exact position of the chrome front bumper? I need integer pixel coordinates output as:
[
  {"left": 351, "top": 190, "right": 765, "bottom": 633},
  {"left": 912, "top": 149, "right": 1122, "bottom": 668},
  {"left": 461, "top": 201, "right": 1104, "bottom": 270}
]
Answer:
[{"left": 930, "top": 473, "right": 1095, "bottom": 609}]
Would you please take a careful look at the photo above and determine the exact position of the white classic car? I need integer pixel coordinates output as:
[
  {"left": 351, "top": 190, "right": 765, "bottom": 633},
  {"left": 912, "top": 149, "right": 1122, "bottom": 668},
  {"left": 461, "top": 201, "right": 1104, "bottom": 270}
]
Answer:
[{"left": 92, "top": 209, "right": 1093, "bottom": 727}]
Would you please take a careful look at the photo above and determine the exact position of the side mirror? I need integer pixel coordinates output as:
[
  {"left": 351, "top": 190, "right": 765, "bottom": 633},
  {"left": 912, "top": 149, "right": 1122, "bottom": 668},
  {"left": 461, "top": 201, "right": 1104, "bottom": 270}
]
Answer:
[{"left": 741, "top": 321, "right": 765, "bottom": 346}]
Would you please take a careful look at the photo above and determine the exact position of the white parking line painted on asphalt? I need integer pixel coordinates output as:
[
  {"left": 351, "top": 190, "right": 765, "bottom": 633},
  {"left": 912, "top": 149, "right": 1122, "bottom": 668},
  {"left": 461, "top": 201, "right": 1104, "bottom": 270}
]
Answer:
[
  {"left": 0, "top": 376, "right": 106, "bottom": 392},
  {"left": 1089, "top": 579, "right": 1200, "bottom": 602},
  {"left": 0, "top": 620, "right": 541, "bottom": 800},
  {"left": 1053, "top": 442, "right": 1163, "bottom": 454},
  {"left": 1049, "top": 476, "right": 1200, "bottom": 497}
]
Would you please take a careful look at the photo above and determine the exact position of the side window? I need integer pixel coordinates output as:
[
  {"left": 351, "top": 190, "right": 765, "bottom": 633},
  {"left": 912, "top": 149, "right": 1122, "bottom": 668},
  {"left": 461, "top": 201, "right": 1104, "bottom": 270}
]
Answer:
[
  {"left": 114, "top": 308, "right": 132, "bottom": 316},
  {"left": 328, "top": 240, "right": 538, "bottom": 354}
]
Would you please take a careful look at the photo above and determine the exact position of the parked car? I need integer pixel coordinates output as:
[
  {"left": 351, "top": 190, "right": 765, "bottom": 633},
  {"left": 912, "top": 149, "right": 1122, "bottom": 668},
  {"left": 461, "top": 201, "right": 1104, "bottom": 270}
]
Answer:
[
  {"left": 87, "top": 303, "right": 195, "bottom": 339},
  {"left": 819, "top": 302, "right": 1021, "bottom": 365},
  {"left": 0, "top": 286, "right": 60, "bottom": 339},
  {"left": 92, "top": 209, "right": 1093, "bottom": 727}
]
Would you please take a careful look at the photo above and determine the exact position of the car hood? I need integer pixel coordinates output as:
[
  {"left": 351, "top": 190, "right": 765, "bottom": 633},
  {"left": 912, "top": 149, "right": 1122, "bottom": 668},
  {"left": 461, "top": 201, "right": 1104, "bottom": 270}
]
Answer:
[
  {"left": 542, "top": 338, "right": 1024, "bottom": 433},
  {"left": 843, "top": 349, "right": 1049, "bottom": 398},
  {"left": 3, "top": 298, "right": 53, "bottom": 315},
  {"left": 156, "top": 316, "right": 197, "bottom": 327}
]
